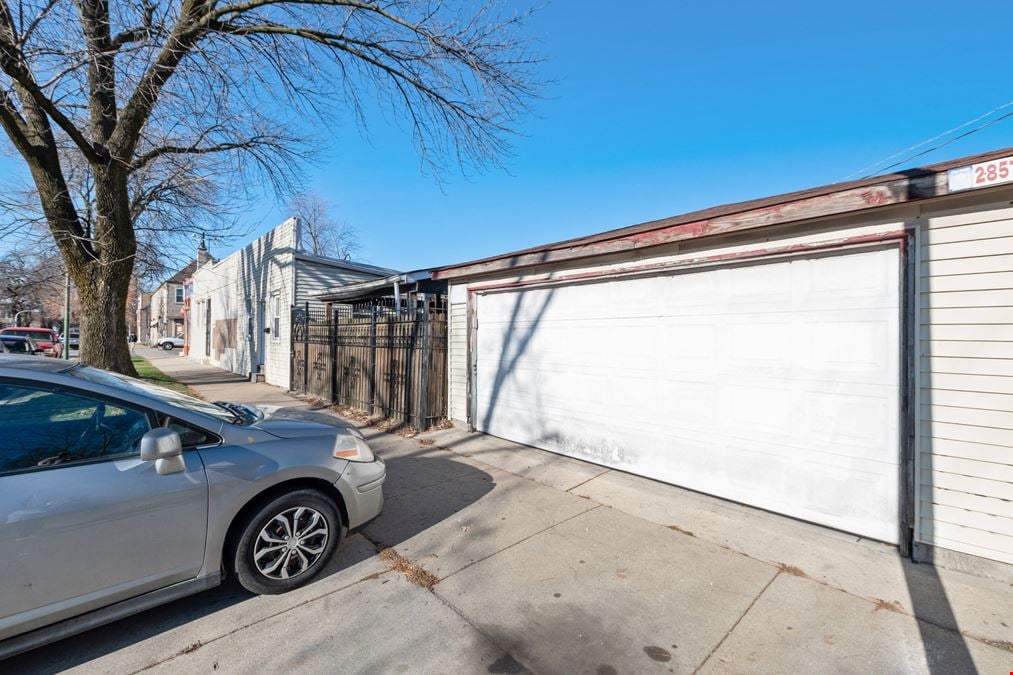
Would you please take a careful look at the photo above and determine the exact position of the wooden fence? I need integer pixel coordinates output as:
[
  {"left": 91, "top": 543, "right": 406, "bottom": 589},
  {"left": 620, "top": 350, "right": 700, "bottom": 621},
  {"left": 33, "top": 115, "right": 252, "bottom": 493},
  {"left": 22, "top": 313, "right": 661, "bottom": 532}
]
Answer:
[{"left": 291, "top": 302, "right": 447, "bottom": 430}]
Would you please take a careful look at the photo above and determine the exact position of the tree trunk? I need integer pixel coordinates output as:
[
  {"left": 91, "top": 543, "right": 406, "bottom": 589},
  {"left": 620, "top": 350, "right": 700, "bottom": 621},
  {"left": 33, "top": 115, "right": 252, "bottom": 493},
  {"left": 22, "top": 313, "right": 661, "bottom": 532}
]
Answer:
[
  {"left": 72, "top": 165, "right": 139, "bottom": 377},
  {"left": 76, "top": 260, "right": 137, "bottom": 376}
]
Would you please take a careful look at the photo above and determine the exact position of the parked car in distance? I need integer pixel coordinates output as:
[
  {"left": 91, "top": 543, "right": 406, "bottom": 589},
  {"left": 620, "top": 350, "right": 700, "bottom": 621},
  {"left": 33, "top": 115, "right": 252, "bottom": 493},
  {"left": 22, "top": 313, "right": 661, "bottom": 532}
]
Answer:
[
  {"left": 58, "top": 328, "right": 80, "bottom": 350},
  {"left": 0, "top": 356, "right": 385, "bottom": 658},
  {"left": 0, "top": 335, "right": 44, "bottom": 355},
  {"left": 0, "top": 327, "right": 59, "bottom": 355},
  {"left": 156, "top": 335, "right": 185, "bottom": 351}
]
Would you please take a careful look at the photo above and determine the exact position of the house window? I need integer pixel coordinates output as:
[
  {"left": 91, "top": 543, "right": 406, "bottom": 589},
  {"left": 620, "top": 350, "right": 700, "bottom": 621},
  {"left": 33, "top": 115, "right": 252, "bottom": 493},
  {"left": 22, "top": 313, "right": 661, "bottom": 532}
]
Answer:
[
  {"left": 175, "top": 286, "right": 184, "bottom": 303},
  {"left": 271, "top": 294, "right": 280, "bottom": 342}
]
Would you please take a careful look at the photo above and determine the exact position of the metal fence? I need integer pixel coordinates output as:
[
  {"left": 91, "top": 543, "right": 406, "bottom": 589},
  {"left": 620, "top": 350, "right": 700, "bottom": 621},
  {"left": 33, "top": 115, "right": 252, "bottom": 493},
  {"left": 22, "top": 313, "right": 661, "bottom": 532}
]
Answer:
[{"left": 291, "top": 300, "right": 448, "bottom": 430}]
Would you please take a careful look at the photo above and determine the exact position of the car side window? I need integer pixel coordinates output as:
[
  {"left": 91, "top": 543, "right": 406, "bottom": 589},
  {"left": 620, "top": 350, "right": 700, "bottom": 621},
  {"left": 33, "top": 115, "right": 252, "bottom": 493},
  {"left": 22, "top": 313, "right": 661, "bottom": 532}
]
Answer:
[
  {"left": 0, "top": 383, "right": 152, "bottom": 475},
  {"left": 160, "top": 415, "right": 219, "bottom": 448}
]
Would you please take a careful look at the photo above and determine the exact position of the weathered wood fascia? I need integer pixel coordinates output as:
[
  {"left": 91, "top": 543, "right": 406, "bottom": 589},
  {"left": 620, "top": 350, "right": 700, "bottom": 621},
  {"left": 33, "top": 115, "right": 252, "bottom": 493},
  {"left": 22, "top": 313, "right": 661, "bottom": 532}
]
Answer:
[{"left": 433, "top": 171, "right": 949, "bottom": 280}]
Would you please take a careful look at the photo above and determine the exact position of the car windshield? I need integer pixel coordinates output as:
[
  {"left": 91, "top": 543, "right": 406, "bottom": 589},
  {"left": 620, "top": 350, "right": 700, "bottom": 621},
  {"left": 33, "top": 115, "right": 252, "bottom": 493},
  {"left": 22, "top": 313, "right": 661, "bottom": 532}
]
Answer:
[{"left": 67, "top": 364, "right": 240, "bottom": 424}]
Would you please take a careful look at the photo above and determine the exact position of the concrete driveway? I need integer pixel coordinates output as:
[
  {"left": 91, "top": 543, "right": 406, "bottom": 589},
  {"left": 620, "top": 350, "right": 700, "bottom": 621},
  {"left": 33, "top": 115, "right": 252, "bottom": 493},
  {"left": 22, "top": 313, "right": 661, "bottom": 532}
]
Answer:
[{"left": 5, "top": 349, "right": 1013, "bottom": 673}]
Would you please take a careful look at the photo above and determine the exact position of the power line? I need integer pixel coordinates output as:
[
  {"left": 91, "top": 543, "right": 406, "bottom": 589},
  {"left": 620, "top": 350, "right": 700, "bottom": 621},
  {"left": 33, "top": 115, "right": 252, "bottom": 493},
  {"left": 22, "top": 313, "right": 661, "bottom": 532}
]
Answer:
[{"left": 844, "top": 99, "right": 1013, "bottom": 180}]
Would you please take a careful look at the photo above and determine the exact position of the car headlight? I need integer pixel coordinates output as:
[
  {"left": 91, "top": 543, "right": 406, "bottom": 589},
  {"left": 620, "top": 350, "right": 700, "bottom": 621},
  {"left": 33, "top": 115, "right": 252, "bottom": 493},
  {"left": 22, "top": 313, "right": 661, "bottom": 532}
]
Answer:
[{"left": 332, "top": 434, "right": 375, "bottom": 462}]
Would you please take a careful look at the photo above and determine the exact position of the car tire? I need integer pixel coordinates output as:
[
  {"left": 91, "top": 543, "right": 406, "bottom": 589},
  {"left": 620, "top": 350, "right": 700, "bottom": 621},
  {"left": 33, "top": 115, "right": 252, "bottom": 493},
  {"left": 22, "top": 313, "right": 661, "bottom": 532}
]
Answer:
[
  {"left": 162, "top": 342, "right": 174, "bottom": 351},
  {"left": 231, "top": 489, "right": 341, "bottom": 595}
]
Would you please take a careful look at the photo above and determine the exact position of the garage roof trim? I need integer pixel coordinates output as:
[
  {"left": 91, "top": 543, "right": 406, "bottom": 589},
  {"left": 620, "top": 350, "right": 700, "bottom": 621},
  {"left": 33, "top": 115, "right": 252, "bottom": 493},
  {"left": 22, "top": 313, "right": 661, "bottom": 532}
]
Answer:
[{"left": 433, "top": 146, "right": 1013, "bottom": 280}]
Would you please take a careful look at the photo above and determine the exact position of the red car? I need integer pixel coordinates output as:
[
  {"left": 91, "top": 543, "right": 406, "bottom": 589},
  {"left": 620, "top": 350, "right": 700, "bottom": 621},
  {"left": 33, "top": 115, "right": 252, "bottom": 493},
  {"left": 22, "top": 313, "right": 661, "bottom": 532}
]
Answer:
[{"left": 0, "top": 327, "right": 60, "bottom": 355}]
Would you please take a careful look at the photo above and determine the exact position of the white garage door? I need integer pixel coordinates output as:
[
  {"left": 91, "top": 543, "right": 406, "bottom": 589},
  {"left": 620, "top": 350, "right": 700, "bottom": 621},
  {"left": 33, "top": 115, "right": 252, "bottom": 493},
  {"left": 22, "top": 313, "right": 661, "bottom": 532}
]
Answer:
[{"left": 476, "top": 248, "right": 901, "bottom": 543}]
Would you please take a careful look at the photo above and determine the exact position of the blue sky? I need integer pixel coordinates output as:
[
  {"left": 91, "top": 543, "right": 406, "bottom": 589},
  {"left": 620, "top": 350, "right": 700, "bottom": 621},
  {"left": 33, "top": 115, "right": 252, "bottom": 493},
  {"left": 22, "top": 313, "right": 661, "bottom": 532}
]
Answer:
[
  {"left": 5, "top": 1, "right": 1013, "bottom": 272},
  {"left": 283, "top": 0, "right": 1013, "bottom": 271}
]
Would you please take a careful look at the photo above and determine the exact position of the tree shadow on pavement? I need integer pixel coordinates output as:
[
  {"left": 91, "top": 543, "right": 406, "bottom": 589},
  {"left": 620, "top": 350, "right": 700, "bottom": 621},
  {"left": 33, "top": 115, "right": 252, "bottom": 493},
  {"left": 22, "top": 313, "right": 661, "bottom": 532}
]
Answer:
[{"left": 2, "top": 453, "right": 493, "bottom": 673}]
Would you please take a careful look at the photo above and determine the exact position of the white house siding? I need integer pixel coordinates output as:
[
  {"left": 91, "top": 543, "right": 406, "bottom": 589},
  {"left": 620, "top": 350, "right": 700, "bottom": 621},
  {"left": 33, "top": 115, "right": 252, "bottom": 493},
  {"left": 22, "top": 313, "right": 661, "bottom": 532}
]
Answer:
[
  {"left": 189, "top": 220, "right": 298, "bottom": 390},
  {"left": 187, "top": 219, "right": 390, "bottom": 391},
  {"left": 916, "top": 201, "right": 1013, "bottom": 567},
  {"left": 448, "top": 283, "right": 468, "bottom": 422}
]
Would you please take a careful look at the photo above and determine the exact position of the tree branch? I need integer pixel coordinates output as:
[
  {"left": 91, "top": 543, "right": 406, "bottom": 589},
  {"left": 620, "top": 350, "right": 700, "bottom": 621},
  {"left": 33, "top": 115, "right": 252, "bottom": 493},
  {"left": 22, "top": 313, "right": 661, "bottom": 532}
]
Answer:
[
  {"left": 131, "top": 135, "right": 282, "bottom": 170},
  {"left": 0, "top": 1, "right": 102, "bottom": 161},
  {"left": 110, "top": 1, "right": 156, "bottom": 50}
]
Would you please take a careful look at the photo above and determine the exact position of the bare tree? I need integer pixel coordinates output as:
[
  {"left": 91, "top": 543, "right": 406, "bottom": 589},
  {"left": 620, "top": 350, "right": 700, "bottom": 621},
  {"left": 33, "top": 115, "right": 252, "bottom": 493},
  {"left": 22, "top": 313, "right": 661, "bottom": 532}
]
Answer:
[
  {"left": 0, "top": 0, "right": 538, "bottom": 374},
  {"left": 0, "top": 248, "right": 67, "bottom": 326},
  {"left": 289, "top": 191, "right": 358, "bottom": 259}
]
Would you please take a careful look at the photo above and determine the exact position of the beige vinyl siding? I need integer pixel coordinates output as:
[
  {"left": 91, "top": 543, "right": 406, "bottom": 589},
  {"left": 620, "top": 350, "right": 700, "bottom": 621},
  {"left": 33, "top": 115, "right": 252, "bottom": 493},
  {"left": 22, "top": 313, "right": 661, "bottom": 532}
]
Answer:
[
  {"left": 448, "top": 299, "right": 468, "bottom": 422},
  {"left": 916, "top": 202, "right": 1013, "bottom": 566},
  {"left": 295, "top": 260, "right": 379, "bottom": 309}
]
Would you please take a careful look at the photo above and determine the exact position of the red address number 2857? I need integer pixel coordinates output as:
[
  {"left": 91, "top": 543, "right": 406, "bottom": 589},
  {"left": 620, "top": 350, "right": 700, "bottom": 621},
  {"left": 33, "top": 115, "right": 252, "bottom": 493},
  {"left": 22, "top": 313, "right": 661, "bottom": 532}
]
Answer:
[{"left": 974, "top": 160, "right": 1011, "bottom": 185}]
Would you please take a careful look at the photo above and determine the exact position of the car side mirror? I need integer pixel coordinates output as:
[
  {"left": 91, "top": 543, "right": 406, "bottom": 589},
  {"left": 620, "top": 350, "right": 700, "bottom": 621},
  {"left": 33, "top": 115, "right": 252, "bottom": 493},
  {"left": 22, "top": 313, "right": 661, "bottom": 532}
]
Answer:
[{"left": 140, "top": 428, "right": 185, "bottom": 475}]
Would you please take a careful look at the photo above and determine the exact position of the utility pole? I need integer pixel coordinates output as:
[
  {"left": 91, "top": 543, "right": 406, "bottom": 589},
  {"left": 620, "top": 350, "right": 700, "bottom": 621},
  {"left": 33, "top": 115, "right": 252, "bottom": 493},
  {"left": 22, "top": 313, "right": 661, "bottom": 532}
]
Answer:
[{"left": 63, "top": 271, "right": 70, "bottom": 359}]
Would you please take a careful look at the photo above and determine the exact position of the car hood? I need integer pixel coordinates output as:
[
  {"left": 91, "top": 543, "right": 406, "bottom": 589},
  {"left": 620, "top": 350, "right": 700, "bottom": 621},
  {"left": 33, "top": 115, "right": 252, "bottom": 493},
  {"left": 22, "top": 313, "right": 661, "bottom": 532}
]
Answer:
[{"left": 249, "top": 405, "right": 359, "bottom": 439}]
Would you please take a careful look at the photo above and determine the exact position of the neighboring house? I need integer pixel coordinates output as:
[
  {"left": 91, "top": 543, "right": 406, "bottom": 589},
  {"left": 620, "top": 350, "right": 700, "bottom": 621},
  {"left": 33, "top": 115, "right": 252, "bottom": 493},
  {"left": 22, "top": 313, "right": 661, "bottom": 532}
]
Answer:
[
  {"left": 148, "top": 242, "right": 213, "bottom": 344},
  {"left": 135, "top": 291, "right": 152, "bottom": 343},
  {"left": 186, "top": 217, "right": 395, "bottom": 388},
  {"left": 435, "top": 146, "right": 1013, "bottom": 579}
]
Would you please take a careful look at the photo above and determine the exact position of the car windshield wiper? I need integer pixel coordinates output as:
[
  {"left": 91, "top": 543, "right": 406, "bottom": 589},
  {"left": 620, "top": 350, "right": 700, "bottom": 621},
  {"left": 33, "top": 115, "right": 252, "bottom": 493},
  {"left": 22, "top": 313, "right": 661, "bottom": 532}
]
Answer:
[{"left": 213, "top": 401, "right": 246, "bottom": 425}]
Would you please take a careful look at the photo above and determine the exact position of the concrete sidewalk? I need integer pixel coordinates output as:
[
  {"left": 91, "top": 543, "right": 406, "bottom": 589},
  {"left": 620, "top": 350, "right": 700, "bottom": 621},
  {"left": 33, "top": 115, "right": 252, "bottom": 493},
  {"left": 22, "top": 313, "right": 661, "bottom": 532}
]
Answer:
[
  {"left": 8, "top": 349, "right": 1013, "bottom": 674},
  {"left": 137, "top": 347, "right": 307, "bottom": 409}
]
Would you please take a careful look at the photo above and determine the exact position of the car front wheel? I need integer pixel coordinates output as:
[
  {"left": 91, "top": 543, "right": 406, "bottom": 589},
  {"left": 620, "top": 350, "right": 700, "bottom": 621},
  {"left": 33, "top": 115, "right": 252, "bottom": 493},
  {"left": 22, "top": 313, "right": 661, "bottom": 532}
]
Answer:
[
  {"left": 231, "top": 489, "right": 341, "bottom": 594},
  {"left": 161, "top": 342, "right": 174, "bottom": 350}
]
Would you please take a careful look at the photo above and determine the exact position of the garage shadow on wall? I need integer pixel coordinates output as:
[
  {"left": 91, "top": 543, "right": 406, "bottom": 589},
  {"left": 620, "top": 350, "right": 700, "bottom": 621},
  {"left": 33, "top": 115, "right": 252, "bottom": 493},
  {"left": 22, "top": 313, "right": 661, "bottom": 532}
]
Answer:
[{"left": 479, "top": 282, "right": 557, "bottom": 435}]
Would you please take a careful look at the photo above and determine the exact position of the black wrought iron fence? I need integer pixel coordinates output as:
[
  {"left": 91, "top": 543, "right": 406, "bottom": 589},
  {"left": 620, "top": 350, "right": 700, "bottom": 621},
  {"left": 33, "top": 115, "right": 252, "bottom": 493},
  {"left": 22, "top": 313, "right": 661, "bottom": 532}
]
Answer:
[{"left": 291, "top": 301, "right": 447, "bottom": 430}]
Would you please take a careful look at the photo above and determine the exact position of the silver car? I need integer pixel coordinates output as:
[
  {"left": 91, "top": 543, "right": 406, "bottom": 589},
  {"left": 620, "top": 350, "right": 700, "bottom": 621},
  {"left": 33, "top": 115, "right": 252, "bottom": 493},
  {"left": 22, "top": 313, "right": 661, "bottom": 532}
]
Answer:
[
  {"left": 0, "top": 356, "right": 385, "bottom": 658},
  {"left": 156, "top": 335, "right": 185, "bottom": 350}
]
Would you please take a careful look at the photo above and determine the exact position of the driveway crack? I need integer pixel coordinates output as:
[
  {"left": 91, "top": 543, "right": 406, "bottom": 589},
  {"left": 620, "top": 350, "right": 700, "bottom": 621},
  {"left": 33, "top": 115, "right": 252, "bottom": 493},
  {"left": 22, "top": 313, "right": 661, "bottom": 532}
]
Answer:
[{"left": 692, "top": 569, "right": 781, "bottom": 674}]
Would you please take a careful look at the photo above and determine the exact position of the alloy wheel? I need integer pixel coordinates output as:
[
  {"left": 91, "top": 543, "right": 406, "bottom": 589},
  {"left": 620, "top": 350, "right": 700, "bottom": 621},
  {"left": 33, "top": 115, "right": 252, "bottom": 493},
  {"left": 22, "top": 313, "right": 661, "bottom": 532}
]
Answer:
[{"left": 253, "top": 506, "right": 330, "bottom": 580}]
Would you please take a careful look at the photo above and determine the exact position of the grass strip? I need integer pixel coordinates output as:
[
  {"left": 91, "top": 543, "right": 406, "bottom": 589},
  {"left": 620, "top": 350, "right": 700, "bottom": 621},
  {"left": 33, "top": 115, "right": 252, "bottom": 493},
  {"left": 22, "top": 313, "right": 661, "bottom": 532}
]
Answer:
[{"left": 130, "top": 355, "right": 203, "bottom": 398}]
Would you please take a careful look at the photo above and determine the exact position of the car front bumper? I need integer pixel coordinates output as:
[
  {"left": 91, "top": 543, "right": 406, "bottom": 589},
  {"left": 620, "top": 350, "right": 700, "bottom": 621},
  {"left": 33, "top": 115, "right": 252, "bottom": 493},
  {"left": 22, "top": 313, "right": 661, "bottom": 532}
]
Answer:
[{"left": 335, "top": 455, "right": 385, "bottom": 530}]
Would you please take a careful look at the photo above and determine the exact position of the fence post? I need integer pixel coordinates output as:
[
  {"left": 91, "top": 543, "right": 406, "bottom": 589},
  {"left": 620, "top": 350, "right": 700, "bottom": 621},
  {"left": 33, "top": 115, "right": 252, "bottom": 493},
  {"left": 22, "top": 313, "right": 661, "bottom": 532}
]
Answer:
[
  {"left": 303, "top": 301, "right": 309, "bottom": 395},
  {"left": 329, "top": 305, "right": 337, "bottom": 404},
  {"left": 416, "top": 297, "right": 431, "bottom": 432},
  {"left": 368, "top": 306, "right": 377, "bottom": 416}
]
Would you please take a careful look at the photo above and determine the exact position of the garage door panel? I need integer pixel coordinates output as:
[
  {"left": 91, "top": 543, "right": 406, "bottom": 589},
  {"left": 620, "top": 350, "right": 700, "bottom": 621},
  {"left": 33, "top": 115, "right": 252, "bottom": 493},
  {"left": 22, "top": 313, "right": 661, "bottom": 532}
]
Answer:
[
  {"left": 805, "top": 249, "right": 896, "bottom": 301},
  {"left": 490, "top": 393, "right": 897, "bottom": 475},
  {"left": 804, "top": 388, "right": 895, "bottom": 453},
  {"left": 476, "top": 248, "right": 901, "bottom": 543},
  {"left": 482, "top": 387, "right": 898, "bottom": 474},
  {"left": 728, "top": 260, "right": 792, "bottom": 301},
  {"left": 807, "top": 319, "right": 896, "bottom": 377},
  {"left": 519, "top": 409, "right": 900, "bottom": 542}
]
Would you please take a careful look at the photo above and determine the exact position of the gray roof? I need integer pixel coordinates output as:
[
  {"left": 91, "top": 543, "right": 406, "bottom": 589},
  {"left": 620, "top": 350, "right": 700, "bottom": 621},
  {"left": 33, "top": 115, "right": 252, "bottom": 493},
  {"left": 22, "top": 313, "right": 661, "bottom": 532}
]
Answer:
[
  {"left": 293, "top": 250, "right": 398, "bottom": 277},
  {"left": 314, "top": 270, "right": 434, "bottom": 302}
]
